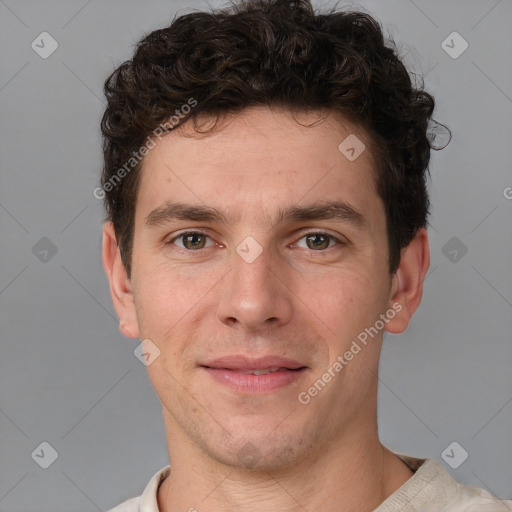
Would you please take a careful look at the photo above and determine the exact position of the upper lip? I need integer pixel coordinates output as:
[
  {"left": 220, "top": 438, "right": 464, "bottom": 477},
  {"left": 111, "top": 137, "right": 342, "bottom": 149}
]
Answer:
[{"left": 201, "top": 355, "right": 307, "bottom": 371}]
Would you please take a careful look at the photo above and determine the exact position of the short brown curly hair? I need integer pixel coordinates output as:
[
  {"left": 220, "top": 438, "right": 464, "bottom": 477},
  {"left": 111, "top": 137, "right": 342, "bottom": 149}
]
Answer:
[{"left": 100, "top": 0, "right": 439, "bottom": 278}]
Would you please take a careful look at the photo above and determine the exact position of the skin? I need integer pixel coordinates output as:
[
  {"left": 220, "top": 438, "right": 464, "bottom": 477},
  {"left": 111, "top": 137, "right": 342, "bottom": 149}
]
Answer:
[{"left": 103, "top": 106, "right": 430, "bottom": 512}]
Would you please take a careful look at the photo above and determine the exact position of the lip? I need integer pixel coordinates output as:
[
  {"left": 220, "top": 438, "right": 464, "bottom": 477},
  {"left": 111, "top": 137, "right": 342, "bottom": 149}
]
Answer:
[
  {"left": 201, "top": 355, "right": 308, "bottom": 394},
  {"left": 203, "top": 355, "right": 305, "bottom": 371}
]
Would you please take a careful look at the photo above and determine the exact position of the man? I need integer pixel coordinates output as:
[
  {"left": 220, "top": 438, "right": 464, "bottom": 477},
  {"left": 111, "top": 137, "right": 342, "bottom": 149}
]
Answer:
[{"left": 100, "top": 0, "right": 511, "bottom": 510}]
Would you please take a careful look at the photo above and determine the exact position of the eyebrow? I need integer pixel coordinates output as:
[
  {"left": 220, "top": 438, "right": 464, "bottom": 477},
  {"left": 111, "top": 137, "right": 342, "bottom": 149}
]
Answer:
[{"left": 144, "top": 200, "right": 368, "bottom": 230}]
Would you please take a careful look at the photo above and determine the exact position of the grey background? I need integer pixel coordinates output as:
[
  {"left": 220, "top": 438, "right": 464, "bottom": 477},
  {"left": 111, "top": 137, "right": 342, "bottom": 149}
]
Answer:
[{"left": 0, "top": 0, "right": 511, "bottom": 510}]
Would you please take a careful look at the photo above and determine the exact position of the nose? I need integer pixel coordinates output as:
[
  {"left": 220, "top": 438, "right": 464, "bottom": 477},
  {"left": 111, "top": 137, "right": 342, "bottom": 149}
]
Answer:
[{"left": 216, "top": 246, "right": 294, "bottom": 332}]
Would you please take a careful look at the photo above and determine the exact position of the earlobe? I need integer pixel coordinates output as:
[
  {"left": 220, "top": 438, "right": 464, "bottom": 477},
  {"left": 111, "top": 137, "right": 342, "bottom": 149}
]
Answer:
[
  {"left": 102, "top": 222, "right": 140, "bottom": 339},
  {"left": 385, "top": 228, "right": 430, "bottom": 334}
]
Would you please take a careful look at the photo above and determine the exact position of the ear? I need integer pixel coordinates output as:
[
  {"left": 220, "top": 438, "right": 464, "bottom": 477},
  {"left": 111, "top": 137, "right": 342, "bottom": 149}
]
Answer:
[
  {"left": 385, "top": 228, "right": 430, "bottom": 334},
  {"left": 102, "top": 222, "right": 140, "bottom": 339}
]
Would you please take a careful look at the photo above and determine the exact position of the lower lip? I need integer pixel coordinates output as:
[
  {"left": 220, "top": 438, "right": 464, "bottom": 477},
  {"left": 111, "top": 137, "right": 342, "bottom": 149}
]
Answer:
[{"left": 203, "top": 367, "right": 307, "bottom": 393}]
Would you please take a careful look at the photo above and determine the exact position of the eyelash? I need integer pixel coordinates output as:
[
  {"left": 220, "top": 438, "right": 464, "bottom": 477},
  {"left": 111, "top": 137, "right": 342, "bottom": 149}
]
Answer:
[{"left": 166, "top": 230, "right": 345, "bottom": 254}]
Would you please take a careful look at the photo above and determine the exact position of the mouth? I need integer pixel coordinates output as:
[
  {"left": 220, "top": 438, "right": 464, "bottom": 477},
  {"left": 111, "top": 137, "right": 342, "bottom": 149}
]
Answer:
[{"left": 200, "top": 356, "right": 308, "bottom": 393}]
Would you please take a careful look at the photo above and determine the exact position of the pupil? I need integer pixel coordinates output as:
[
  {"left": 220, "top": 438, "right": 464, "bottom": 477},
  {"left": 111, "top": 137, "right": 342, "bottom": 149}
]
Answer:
[
  {"left": 186, "top": 234, "right": 203, "bottom": 248},
  {"left": 308, "top": 234, "right": 327, "bottom": 249}
]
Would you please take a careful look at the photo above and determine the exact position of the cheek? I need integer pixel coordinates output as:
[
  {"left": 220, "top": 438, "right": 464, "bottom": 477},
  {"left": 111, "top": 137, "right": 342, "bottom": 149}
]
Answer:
[
  {"left": 132, "top": 259, "right": 227, "bottom": 359},
  {"left": 299, "top": 264, "right": 387, "bottom": 337},
  {"left": 134, "top": 267, "right": 207, "bottom": 393},
  {"left": 133, "top": 262, "right": 197, "bottom": 339},
  {"left": 299, "top": 269, "right": 390, "bottom": 383}
]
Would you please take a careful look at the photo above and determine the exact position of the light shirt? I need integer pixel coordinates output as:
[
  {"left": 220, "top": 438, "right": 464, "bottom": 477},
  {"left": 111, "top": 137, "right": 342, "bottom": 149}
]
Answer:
[{"left": 107, "top": 454, "right": 512, "bottom": 512}]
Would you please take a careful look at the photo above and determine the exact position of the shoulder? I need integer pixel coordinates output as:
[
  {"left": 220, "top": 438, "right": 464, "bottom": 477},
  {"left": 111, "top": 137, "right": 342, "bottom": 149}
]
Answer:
[
  {"left": 106, "top": 465, "right": 171, "bottom": 512},
  {"left": 438, "top": 480, "right": 512, "bottom": 511},
  {"left": 377, "top": 455, "right": 512, "bottom": 512}
]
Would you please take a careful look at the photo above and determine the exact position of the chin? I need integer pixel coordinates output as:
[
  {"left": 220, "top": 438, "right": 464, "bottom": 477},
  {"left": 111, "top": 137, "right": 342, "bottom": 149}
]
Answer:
[
  {"left": 208, "top": 439, "right": 308, "bottom": 472},
  {"left": 196, "top": 418, "right": 318, "bottom": 473}
]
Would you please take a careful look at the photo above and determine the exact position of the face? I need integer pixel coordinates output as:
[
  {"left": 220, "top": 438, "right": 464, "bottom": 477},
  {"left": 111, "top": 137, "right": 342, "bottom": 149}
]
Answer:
[{"left": 104, "top": 107, "right": 424, "bottom": 471}]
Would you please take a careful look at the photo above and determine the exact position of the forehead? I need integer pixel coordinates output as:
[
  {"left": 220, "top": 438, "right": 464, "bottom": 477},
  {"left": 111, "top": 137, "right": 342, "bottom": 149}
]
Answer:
[{"left": 135, "top": 107, "right": 382, "bottom": 227}]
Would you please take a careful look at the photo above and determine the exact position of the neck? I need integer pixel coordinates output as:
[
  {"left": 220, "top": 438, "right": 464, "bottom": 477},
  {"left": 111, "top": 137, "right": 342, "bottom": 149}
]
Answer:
[{"left": 157, "top": 420, "right": 413, "bottom": 512}]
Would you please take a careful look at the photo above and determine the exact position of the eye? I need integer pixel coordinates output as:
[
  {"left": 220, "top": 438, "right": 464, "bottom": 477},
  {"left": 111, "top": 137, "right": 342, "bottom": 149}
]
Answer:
[
  {"left": 169, "top": 231, "right": 215, "bottom": 250},
  {"left": 166, "top": 230, "right": 344, "bottom": 253},
  {"left": 294, "top": 232, "right": 342, "bottom": 251}
]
